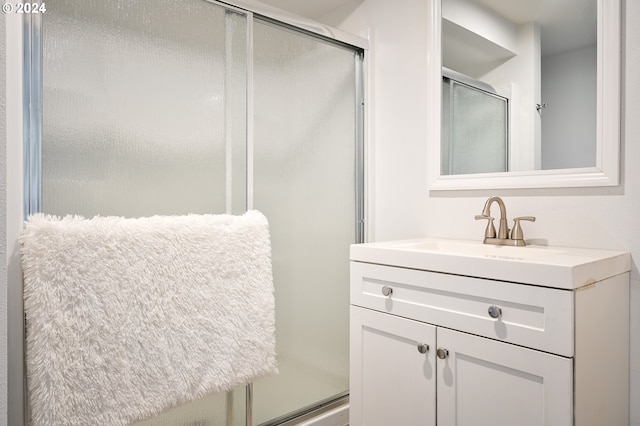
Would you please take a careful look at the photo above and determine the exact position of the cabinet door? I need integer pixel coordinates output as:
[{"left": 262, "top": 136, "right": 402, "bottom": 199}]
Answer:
[
  {"left": 436, "top": 328, "right": 573, "bottom": 426},
  {"left": 350, "top": 306, "right": 436, "bottom": 426}
]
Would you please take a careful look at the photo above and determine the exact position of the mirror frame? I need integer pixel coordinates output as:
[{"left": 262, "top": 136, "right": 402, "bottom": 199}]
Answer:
[{"left": 427, "top": 0, "right": 621, "bottom": 190}]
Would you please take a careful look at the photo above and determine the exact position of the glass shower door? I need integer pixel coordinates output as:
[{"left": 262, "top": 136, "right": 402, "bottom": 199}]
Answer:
[
  {"left": 441, "top": 78, "right": 509, "bottom": 175},
  {"left": 252, "top": 20, "right": 360, "bottom": 424},
  {"left": 33, "top": 1, "right": 362, "bottom": 425},
  {"left": 39, "top": 0, "right": 250, "bottom": 424}
]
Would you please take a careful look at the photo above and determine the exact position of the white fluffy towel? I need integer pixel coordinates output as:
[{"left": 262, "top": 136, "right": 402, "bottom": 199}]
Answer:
[{"left": 20, "top": 211, "right": 277, "bottom": 426}]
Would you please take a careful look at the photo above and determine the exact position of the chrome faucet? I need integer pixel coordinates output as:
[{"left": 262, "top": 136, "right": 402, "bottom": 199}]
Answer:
[{"left": 474, "top": 196, "right": 535, "bottom": 246}]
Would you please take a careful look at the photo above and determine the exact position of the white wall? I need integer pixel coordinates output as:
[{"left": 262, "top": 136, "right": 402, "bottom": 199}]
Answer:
[
  {"left": 442, "top": 0, "right": 518, "bottom": 55},
  {"left": 482, "top": 22, "right": 541, "bottom": 171},
  {"left": 541, "top": 44, "right": 597, "bottom": 170},
  {"left": 322, "top": 0, "right": 640, "bottom": 424}
]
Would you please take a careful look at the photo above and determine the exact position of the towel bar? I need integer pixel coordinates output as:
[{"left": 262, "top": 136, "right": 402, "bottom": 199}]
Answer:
[
  {"left": 226, "top": 384, "right": 253, "bottom": 426},
  {"left": 246, "top": 383, "right": 253, "bottom": 426}
]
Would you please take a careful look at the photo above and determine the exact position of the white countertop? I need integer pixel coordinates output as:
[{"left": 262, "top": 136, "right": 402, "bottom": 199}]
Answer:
[{"left": 350, "top": 238, "right": 631, "bottom": 289}]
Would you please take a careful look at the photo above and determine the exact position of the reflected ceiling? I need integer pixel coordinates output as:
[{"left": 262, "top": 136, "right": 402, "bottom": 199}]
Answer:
[{"left": 475, "top": 0, "right": 596, "bottom": 57}]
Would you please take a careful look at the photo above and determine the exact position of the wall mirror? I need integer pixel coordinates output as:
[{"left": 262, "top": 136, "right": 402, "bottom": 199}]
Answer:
[{"left": 427, "top": 0, "right": 621, "bottom": 190}]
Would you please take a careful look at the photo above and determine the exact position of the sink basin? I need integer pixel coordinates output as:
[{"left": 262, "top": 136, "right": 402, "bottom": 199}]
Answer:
[
  {"left": 393, "top": 239, "right": 564, "bottom": 260},
  {"left": 350, "top": 238, "right": 630, "bottom": 289}
]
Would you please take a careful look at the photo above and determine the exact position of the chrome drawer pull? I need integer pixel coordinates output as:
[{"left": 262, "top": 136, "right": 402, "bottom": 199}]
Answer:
[
  {"left": 381, "top": 285, "right": 393, "bottom": 297},
  {"left": 488, "top": 305, "right": 502, "bottom": 319},
  {"left": 417, "top": 343, "right": 429, "bottom": 354},
  {"left": 436, "top": 348, "right": 449, "bottom": 359}
]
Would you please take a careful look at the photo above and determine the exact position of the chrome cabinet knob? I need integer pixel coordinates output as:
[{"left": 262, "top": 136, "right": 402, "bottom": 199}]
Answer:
[
  {"left": 417, "top": 343, "right": 429, "bottom": 354},
  {"left": 436, "top": 348, "right": 449, "bottom": 359},
  {"left": 381, "top": 285, "right": 393, "bottom": 297},
  {"left": 488, "top": 305, "right": 502, "bottom": 319}
]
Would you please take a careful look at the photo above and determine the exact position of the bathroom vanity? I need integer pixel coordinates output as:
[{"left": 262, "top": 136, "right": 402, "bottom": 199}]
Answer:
[{"left": 349, "top": 238, "right": 630, "bottom": 425}]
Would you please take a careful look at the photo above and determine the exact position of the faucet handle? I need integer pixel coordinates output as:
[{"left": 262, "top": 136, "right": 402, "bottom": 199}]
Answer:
[
  {"left": 475, "top": 215, "right": 497, "bottom": 238},
  {"left": 511, "top": 216, "right": 536, "bottom": 241}
]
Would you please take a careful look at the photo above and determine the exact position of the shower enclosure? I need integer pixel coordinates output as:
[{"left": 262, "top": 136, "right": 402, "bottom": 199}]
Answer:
[
  {"left": 441, "top": 74, "right": 509, "bottom": 175},
  {"left": 23, "top": 0, "right": 364, "bottom": 424}
]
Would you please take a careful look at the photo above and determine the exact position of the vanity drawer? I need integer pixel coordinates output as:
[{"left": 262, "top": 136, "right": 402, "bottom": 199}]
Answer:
[{"left": 350, "top": 261, "right": 574, "bottom": 357}]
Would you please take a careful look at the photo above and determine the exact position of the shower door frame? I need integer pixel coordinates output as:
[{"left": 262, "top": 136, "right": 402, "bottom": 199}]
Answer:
[{"left": 20, "top": 2, "right": 368, "bottom": 425}]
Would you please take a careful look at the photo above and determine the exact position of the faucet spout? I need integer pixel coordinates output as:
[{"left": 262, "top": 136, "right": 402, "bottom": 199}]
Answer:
[{"left": 481, "top": 196, "right": 509, "bottom": 239}]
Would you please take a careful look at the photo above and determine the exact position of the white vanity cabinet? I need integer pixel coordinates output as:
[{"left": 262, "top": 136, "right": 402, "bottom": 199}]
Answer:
[
  {"left": 350, "top": 306, "right": 437, "bottom": 426},
  {"left": 349, "top": 239, "right": 630, "bottom": 426}
]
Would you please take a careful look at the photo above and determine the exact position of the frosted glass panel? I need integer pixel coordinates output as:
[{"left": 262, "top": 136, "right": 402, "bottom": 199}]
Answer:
[
  {"left": 42, "top": 0, "right": 247, "bottom": 217},
  {"left": 134, "top": 388, "right": 246, "bottom": 426},
  {"left": 442, "top": 79, "right": 508, "bottom": 175},
  {"left": 252, "top": 20, "right": 357, "bottom": 424},
  {"left": 41, "top": 1, "right": 248, "bottom": 424}
]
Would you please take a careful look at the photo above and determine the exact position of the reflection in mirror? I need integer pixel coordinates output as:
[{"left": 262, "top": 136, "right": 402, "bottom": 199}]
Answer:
[
  {"left": 441, "top": 0, "right": 597, "bottom": 174},
  {"left": 442, "top": 68, "right": 509, "bottom": 175}
]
